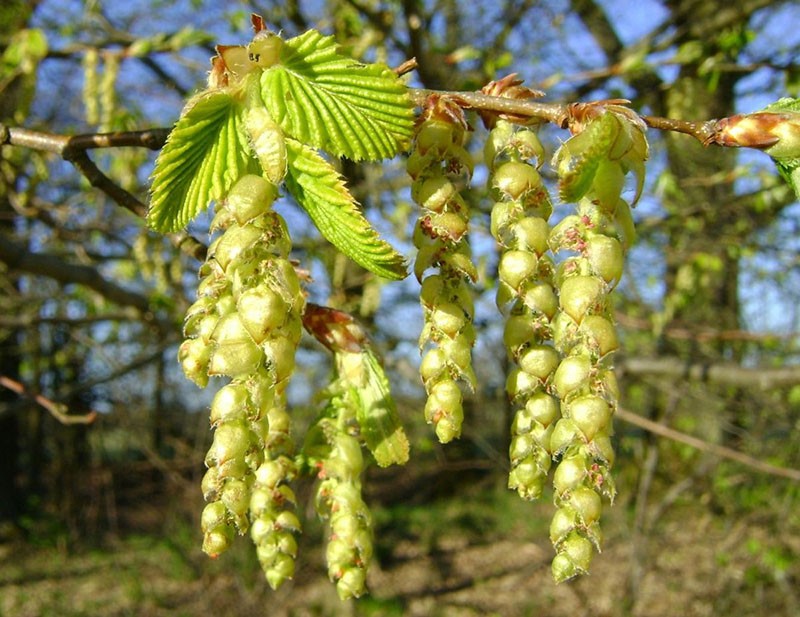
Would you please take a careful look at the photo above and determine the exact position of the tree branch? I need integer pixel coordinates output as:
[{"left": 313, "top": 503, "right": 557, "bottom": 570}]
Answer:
[
  {"left": 616, "top": 406, "right": 800, "bottom": 482},
  {"left": 0, "top": 375, "right": 97, "bottom": 425},
  {"left": 0, "top": 124, "right": 207, "bottom": 261},
  {"left": 0, "top": 233, "right": 167, "bottom": 326},
  {"left": 617, "top": 356, "right": 800, "bottom": 390}
]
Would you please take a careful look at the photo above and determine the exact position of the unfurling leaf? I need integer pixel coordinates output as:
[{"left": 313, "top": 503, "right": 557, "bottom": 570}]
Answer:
[
  {"left": 148, "top": 92, "right": 258, "bottom": 231},
  {"left": 261, "top": 29, "right": 414, "bottom": 161},
  {"left": 711, "top": 98, "right": 800, "bottom": 199},
  {"left": 284, "top": 138, "right": 407, "bottom": 280},
  {"left": 336, "top": 350, "right": 410, "bottom": 467}
]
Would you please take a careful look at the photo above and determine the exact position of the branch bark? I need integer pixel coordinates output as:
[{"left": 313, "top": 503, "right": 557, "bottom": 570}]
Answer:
[
  {"left": 616, "top": 406, "right": 800, "bottom": 482},
  {"left": 617, "top": 356, "right": 800, "bottom": 390},
  {"left": 0, "top": 233, "right": 170, "bottom": 329}
]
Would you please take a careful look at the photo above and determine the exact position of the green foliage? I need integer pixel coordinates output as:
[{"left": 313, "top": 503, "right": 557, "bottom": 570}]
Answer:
[
  {"left": 261, "top": 29, "right": 415, "bottom": 161},
  {"left": 148, "top": 92, "right": 257, "bottom": 231},
  {"left": 284, "top": 138, "right": 407, "bottom": 280}
]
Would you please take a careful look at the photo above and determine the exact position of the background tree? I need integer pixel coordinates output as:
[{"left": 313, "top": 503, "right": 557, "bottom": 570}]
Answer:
[{"left": 1, "top": 0, "right": 799, "bottom": 615}]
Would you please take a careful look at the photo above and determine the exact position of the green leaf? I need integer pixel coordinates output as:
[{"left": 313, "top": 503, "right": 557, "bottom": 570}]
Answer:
[
  {"left": 148, "top": 92, "right": 257, "bottom": 232},
  {"left": 337, "top": 350, "right": 409, "bottom": 467},
  {"left": 261, "top": 29, "right": 414, "bottom": 161},
  {"left": 284, "top": 138, "right": 407, "bottom": 280},
  {"left": 762, "top": 99, "right": 800, "bottom": 199},
  {"left": 555, "top": 114, "right": 617, "bottom": 203},
  {"left": 775, "top": 159, "right": 800, "bottom": 200},
  {"left": 763, "top": 97, "right": 800, "bottom": 114}
]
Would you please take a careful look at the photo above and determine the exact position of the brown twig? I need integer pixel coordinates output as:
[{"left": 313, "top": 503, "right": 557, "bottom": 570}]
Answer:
[
  {"left": 0, "top": 124, "right": 207, "bottom": 261},
  {"left": 616, "top": 406, "right": 800, "bottom": 482},
  {"left": 0, "top": 375, "right": 97, "bottom": 425}
]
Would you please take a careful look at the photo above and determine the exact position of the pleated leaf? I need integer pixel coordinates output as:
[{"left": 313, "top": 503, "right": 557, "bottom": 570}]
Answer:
[
  {"left": 261, "top": 29, "right": 414, "bottom": 161},
  {"left": 148, "top": 92, "right": 256, "bottom": 231},
  {"left": 336, "top": 350, "right": 410, "bottom": 467},
  {"left": 284, "top": 138, "right": 407, "bottom": 280},
  {"left": 762, "top": 99, "right": 800, "bottom": 198}
]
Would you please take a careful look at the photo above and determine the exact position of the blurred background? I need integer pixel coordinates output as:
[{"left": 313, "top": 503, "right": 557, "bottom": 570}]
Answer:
[{"left": 1, "top": 0, "right": 800, "bottom": 615}]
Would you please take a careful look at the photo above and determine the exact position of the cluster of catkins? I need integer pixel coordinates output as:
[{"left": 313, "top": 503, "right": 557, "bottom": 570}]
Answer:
[
  {"left": 408, "top": 96, "right": 478, "bottom": 443},
  {"left": 480, "top": 89, "right": 647, "bottom": 581},
  {"left": 179, "top": 174, "right": 305, "bottom": 588},
  {"left": 307, "top": 402, "right": 373, "bottom": 600},
  {"left": 545, "top": 107, "right": 646, "bottom": 580},
  {"left": 485, "top": 118, "right": 560, "bottom": 502}
]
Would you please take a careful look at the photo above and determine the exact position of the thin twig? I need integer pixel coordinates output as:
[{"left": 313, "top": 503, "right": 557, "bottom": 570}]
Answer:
[
  {"left": 616, "top": 406, "right": 800, "bottom": 481},
  {"left": 0, "top": 375, "right": 97, "bottom": 425}
]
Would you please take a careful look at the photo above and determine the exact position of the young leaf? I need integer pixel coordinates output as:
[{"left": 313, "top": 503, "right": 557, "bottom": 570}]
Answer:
[
  {"left": 261, "top": 29, "right": 414, "bottom": 161},
  {"left": 284, "top": 138, "right": 407, "bottom": 280},
  {"left": 148, "top": 92, "right": 257, "bottom": 232},
  {"left": 337, "top": 350, "right": 410, "bottom": 467}
]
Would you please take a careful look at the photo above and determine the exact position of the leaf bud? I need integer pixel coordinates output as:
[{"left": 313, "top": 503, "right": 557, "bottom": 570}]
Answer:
[
  {"left": 247, "top": 31, "right": 284, "bottom": 69},
  {"left": 591, "top": 159, "right": 625, "bottom": 210}
]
